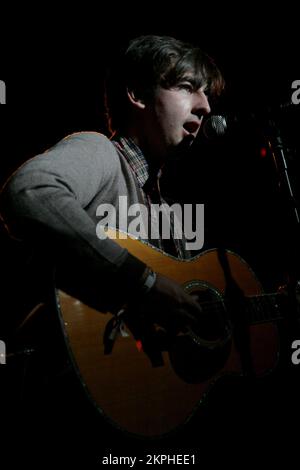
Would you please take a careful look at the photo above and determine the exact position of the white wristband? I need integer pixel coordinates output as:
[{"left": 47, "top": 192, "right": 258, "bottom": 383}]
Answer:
[{"left": 142, "top": 269, "right": 157, "bottom": 294}]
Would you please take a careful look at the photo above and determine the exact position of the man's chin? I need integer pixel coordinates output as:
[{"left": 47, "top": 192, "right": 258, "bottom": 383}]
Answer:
[
  {"left": 184, "top": 133, "right": 196, "bottom": 144},
  {"left": 165, "top": 137, "right": 194, "bottom": 161},
  {"left": 177, "top": 135, "right": 195, "bottom": 151}
]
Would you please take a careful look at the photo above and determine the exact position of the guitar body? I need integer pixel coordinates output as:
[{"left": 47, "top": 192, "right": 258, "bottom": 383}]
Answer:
[{"left": 56, "top": 230, "right": 279, "bottom": 437}]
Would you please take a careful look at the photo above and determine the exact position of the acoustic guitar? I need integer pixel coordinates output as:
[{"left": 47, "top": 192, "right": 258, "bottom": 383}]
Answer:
[{"left": 56, "top": 229, "right": 284, "bottom": 438}]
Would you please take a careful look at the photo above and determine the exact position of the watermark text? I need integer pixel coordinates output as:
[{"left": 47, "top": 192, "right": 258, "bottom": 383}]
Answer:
[
  {"left": 0, "top": 80, "right": 6, "bottom": 104},
  {"left": 96, "top": 196, "right": 204, "bottom": 251},
  {"left": 291, "top": 80, "right": 300, "bottom": 105},
  {"left": 0, "top": 340, "right": 6, "bottom": 364},
  {"left": 291, "top": 339, "right": 300, "bottom": 365}
]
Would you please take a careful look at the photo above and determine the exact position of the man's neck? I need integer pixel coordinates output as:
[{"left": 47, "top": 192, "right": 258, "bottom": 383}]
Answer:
[{"left": 125, "top": 127, "right": 166, "bottom": 171}]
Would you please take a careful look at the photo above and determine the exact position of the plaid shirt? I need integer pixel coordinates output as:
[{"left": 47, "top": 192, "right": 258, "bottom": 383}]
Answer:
[{"left": 112, "top": 136, "right": 189, "bottom": 259}]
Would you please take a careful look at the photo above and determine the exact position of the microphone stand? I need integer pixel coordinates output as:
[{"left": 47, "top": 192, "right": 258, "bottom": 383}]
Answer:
[
  {"left": 263, "top": 112, "right": 300, "bottom": 347},
  {"left": 265, "top": 116, "right": 299, "bottom": 225}
]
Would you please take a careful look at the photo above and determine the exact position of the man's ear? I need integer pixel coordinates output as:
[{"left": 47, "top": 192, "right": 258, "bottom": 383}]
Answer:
[{"left": 126, "top": 87, "right": 146, "bottom": 109}]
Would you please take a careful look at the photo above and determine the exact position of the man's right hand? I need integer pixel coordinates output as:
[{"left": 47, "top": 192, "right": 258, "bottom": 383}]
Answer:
[{"left": 129, "top": 273, "right": 203, "bottom": 335}]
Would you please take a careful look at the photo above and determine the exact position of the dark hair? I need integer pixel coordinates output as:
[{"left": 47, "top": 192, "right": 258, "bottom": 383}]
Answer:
[{"left": 105, "top": 35, "right": 225, "bottom": 135}]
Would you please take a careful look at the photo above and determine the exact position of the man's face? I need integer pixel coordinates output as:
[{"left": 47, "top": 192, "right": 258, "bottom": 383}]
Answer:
[{"left": 143, "top": 80, "right": 211, "bottom": 162}]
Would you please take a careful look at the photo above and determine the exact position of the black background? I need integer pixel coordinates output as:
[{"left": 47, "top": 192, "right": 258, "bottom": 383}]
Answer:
[{"left": 1, "top": 4, "right": 300, "bottom": 466}]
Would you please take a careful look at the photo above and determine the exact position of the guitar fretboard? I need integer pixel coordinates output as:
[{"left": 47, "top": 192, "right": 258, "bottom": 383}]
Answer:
[
  {"left": 199, "top": 292, "right": 283, "bottom": 325},
  {"left": 247, "top": 293, "right": 282, "bottom": 323}
]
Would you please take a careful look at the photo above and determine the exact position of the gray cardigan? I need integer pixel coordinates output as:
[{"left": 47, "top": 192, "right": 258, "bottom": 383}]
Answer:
[{"left": 0, "top": 132, "right": 148, "bottom": 312}]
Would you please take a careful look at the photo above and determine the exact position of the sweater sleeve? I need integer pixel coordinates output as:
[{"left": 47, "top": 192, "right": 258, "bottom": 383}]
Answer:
[{"left": 0, "top": 132, "right": 146, "bottom": 312}]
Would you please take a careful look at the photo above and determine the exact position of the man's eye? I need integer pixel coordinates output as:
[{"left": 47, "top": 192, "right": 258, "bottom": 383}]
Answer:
[{"left": 178, "top": 82, "right": 193, "bottom": 92}]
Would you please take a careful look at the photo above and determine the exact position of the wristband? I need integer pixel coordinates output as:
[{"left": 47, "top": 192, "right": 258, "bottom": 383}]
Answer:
[{"left": 140, "top": 267, "right": 157, "bottom": 294}]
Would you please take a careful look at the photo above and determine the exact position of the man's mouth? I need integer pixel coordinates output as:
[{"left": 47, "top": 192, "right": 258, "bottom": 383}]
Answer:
[{"left": 183, "top": 119, "right": 201, "bottom": 137}]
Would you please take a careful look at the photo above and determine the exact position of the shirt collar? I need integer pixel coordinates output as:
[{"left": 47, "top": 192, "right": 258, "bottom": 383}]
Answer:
[{"left": 112, "top": 136, "right": 150, "bottom": 188}]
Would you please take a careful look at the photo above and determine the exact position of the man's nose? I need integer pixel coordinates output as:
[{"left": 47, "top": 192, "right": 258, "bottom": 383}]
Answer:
[{"left": 193, "top": 90, "right": 211, "bottom": 117}]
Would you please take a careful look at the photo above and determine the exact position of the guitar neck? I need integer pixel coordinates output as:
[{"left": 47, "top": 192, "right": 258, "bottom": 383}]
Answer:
[
  {"left": 246, "top": 292, "right": 283, "bottom": 324},
  {"left": 201, "top": 292, "right": 283, "bottom": 326}
]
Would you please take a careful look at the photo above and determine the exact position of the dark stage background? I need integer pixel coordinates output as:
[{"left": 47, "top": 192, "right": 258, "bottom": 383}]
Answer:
[{"left": 1, "top": 6, "right": 300, "bottom": 466}]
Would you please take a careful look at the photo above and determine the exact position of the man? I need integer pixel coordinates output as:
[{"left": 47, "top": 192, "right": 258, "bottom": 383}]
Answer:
[{"left": 0, "top": 35, "right": 224, "bottom": 338}]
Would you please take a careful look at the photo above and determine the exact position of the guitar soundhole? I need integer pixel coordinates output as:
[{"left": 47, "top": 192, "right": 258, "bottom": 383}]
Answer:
[
  {"left": 168, "top": 281, "right": 232, "bottom": 384},
  {"left": 184, "top": 281, "right": 230, "bottom": 342}
]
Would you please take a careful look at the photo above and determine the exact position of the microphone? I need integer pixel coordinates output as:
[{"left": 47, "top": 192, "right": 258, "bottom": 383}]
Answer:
[
  {"left": 202, "top": 115, "right": 229, "bottom": 139},
  {"left": 202, "top": 113, "right": 256, "bottom": 139},
  {"left": 202, "top": 101, "right": 297, "bottom": 140}
]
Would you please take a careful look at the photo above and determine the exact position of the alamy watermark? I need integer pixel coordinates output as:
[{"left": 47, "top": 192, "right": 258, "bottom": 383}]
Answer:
[
  {"left": 291, "top": 80, "right": 300, "bottom": 105},
  {"left": 291, "top": 340, "right": 300, "bottom": 365},
  {"left": 0, "top": 80, "right": 6, "bottom": 104},
  {"left": 95, "top": 196, "right": 204, "bottom": 251},
  {"left": 0, "top": 340, "right": 6, "bottom": 364}
]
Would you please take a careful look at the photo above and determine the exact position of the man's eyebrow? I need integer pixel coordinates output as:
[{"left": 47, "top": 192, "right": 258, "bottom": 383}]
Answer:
[
  {"left": 181, "top": 75, "right": 207, "bottom": 90},
  {"left": 181, "top": 75, "right": 195, "bottom": 82}
]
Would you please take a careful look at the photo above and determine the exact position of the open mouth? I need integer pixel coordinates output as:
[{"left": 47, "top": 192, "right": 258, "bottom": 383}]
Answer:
[{"left": 183, "top": 120, "right": 201, "bottom": 136}]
